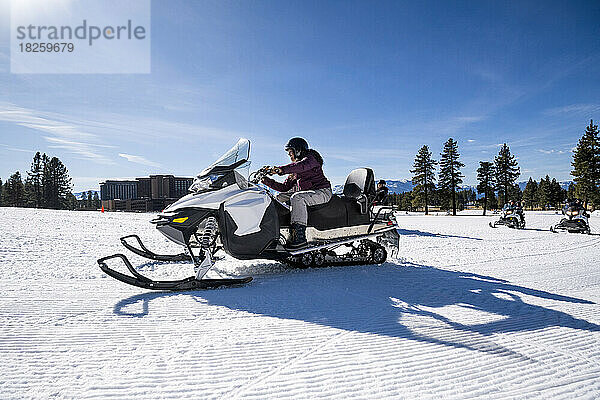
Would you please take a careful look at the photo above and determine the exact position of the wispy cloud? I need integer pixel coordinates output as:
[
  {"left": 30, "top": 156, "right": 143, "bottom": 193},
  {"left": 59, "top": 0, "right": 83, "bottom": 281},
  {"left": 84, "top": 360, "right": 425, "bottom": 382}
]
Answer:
[
  {"left": 0, "top": 103, "right": 252, "bottom": 167},
  {"left": 119, "top": 153, "right": 161, "bottom": 168},
  {"left": 44, "top": 137, "right": 115, "bottom": 164},
  {"left": 401, "top": 115, "right": 487, "bottom": 137},
  {"left": 537, "top": 149, "right": 568, "bottom": 155},
  {"left": 321, "top": 147, "right": 412, "bottom": 164},
  {"left": 0, "top": 143, "right": 35, "bottom": 153},
  {"left": 0, "top": 104, "right": 116, "bottom": 165},
  {"left": 543, "top": 103, "right": 600, "bottom": 117}
]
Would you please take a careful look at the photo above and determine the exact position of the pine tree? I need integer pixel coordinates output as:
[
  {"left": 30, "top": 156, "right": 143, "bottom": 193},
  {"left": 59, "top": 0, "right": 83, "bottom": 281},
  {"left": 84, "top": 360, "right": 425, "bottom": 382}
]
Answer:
[
  {"left": 41, "top": 153, "right": 51, "bottom": 207},
  {"left": 93, "top": 192, "right": 101, "bottom": 209},
  {"left": 4, "top": 171, "right": 25, "bottom": 207},
  {"left": 537, "top": 176, "right": 551, "bottom": 210},
  {"left": 567, "top": 182, "right": 576, "bottom": 200},
  {"left": 522, "top": 178, "right": 538, "bottom": 210},
  {"left": 510, "top": 183, "right": 522, "bottom": 202},
  {"left": 494, "top": 144, "right": 520, "bottom": 206},
  {"left": 42, "top": 157, "right": 73, "bottom": 209},
  {"left": 0, "top": 177, "right": 3, "bottom": 206},
  {"left": 23, "top": 179, "right": 34, "bottom": 207},
  {"left": 550, "top": 178, "right": 564, "bottom": 208},
  {"left": 571, "top": 119, "right": 600, "bottom": 208},
  {"left": 476, "top": 161, "right": 495, "bottom": 216},
  {"left": 87, "top": 191, "right": 93, "bottom": 208},
  {"left": 410, "top": 145, "right": 437, "bottom": 215},
  {"left": 438, "top": 138, "right": 465, "bottom": 215},
  {"left": 457, "top": 188, "right": 476, "bottom": 207},
  {"left": 26, "top": 152, "right": 45, "bottom": 208},
  {"left": 65, "top": 192, "right": 79, "bottom": 210},
  {"left": 400, "top": 191, "right": 414, "bottom": 211}
]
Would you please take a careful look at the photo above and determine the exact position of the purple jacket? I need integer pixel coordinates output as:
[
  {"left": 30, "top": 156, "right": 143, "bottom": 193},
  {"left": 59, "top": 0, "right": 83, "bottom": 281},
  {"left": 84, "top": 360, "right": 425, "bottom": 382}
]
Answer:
[{"left": 263, "top": 153, "right": 331, "bottom": 192}]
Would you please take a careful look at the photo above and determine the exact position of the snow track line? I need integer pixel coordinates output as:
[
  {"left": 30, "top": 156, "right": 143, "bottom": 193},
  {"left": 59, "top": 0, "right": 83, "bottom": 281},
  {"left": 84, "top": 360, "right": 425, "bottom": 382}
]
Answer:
[
  {"left": 443, "top": 235, "right": 600, "bottom": 269},
  {"left": 485, "top": 372, "right": 600, "bottom": 399},
  {"left": 486, "top": 324, "right": 600, "bottom": 368},
  {"left": 223, "top": 307, "right": 392, "bottom": 400}
]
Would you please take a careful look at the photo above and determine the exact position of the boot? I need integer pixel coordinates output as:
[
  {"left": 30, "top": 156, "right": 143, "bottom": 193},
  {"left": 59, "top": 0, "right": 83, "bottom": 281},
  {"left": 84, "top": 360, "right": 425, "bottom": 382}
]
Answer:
[{"left": 287, "top": 223, "right": 307, "bottom": 249}]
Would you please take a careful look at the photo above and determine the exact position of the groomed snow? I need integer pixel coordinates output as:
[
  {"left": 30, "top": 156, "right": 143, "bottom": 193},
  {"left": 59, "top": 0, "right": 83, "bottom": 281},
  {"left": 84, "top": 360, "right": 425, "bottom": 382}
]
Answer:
[{"left": 1, "top": 207, "right": 599, "bottom": 399}]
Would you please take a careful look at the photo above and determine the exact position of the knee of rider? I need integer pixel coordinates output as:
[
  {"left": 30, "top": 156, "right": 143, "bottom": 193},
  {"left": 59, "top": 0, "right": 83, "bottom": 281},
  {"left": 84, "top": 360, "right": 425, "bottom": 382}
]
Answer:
[{"left": 290, "top": 192, "right": 305, "bottom": 206}]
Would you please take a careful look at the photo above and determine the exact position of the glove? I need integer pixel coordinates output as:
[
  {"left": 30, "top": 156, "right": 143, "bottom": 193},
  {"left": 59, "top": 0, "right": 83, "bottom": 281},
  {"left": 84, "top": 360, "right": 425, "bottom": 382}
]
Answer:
[{"left": 272, "top": 167, "right": 283, "bottom": 175}]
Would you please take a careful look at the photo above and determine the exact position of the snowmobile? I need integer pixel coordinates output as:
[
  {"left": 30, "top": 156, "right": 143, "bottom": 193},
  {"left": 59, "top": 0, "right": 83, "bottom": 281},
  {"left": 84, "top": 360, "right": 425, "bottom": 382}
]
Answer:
[
  {"left": 97, "top": 138, "right": 400, "bottom": 291},
  {"left": 550, "top": 202, "right": 591, "bottom": 234},
  {"left": 489, "top": 207, "right": 525, "bottom": 229}
]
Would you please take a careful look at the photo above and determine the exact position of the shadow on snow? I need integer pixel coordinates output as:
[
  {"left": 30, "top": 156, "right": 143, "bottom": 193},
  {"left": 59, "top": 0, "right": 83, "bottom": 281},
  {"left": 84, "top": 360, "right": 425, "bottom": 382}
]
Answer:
[
  {"left": 396, "top": 228, "right": 483, "bottom": 240},
  {"left": 113, "top": 262, "right": 598, "bottom": 359}
]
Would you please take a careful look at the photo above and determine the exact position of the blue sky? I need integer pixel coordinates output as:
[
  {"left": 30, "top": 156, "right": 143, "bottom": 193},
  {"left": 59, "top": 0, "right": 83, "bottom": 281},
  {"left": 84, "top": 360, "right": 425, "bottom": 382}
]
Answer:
[{"left": 1, "top": 0, "right": 599, "bottom": 191}]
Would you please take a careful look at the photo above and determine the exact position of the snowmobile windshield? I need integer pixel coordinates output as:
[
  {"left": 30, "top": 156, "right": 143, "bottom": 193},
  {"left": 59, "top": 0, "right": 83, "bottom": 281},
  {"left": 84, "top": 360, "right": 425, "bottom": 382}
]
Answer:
[
  {"left": 189, "top": 138, "right": 251, "bottom": 193},
  {"left": 199, "top": 138, "right": 251, "bottom": 177}
]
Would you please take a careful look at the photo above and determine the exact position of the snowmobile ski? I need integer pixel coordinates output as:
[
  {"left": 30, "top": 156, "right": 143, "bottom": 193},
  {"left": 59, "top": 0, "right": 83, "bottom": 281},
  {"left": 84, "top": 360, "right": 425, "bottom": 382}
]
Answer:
[
  {"left": 120, "top": 234, "right": 191, "bottom": 262},
  {"left": 97, "top": 253, "right": 252, "bottom": 291}
]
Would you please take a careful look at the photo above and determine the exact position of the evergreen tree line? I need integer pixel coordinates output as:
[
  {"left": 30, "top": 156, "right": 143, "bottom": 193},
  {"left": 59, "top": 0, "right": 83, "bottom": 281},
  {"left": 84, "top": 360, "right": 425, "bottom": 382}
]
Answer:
[
  {"left": 80, "top": 190, "right": 101, "bottom": 209},
  {"left": 390, "top": 119, "right": 599, "bottom": 214},
  {"left": 0, "top": 152, "right": 81, "bottom": 210}
]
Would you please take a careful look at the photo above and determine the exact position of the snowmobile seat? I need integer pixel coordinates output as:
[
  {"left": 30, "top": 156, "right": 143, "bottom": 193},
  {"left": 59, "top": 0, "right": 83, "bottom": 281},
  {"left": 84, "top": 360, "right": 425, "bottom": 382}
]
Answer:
[
  {"left": 273, "top": 168, "right": 375, "bottom": 230},
  {"left": 274, "top": 195, "right": 348, "bottom": 230},
  {"left": 341, "top": 168, "right": 376, "bottom": 214},
  {"left": 307, "top": 195, "right": 348, "bottom": 229}
]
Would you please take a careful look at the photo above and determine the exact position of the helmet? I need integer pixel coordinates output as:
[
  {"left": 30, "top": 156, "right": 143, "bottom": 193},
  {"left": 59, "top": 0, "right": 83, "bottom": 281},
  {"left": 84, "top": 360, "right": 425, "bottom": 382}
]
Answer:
[
  {"left": 378, "top": 180, "right": 386, "bottom": 185},
  {"left": 285, "top": 137, "right": 309, "bottom": 158}
]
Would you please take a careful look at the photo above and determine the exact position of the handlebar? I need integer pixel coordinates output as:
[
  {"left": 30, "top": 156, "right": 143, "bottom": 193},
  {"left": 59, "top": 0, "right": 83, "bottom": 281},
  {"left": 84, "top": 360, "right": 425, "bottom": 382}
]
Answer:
[{"left": 249, "top": 166, "right": 274, "bottom": 184}]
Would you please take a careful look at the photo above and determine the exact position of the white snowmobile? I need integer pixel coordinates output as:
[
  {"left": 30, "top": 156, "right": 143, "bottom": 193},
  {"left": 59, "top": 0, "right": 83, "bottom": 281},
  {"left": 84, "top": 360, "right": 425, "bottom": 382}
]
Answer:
[
  {"left": 550, "top": 201, "right": 591, "bottom": 234},
  {"left": 489, "top": 205, "right": 525, "bottom": 229},
  {"left": 98, "top": 138, "right": 400, "bottom": 291}
]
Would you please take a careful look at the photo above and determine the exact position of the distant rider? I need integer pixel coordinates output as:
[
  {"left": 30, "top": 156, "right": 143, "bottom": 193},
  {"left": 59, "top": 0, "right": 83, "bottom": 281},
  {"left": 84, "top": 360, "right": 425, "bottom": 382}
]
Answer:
[
  {"left": 373, "top": 180, "right": 389, "bottom": 205},
  {"left": 503, "top": 200, "right": 524, "bottom": 223},
  {"left": 564, "top": 198, "right": 588, "bottom": 218},
  {"left": 261, "top": 137, "right": 332, "bottom": 249},
  {"left": 503, "top": 200, "right": 516, "bottom": 212},
  {"left": 516, "top": 201, "right": 525, "bottom": 223}
]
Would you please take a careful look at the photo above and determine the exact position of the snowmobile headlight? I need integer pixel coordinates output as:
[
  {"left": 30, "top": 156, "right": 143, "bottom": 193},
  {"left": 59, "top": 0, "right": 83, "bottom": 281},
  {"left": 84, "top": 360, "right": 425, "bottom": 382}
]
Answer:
[
  {"left": 567, "top": 210, "right": 578, "bottom": 216},
  {"left": 189, "top": 174, "right": 223, "bottom": 193}
]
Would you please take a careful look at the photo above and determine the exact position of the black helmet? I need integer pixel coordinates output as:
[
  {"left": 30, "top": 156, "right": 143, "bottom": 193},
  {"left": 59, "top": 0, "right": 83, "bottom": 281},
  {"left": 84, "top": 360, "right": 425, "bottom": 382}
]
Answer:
[
  {"left": 285, "top": 137, "right": 309, "bottom": 158},
  {"left": 378, "top": 180, "right": 386, "bottom": 185}
]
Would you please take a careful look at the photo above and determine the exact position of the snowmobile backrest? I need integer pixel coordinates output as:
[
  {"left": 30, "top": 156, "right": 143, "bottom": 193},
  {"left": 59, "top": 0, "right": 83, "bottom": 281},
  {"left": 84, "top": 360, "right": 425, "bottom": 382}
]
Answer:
[
  {"left": 343, "top": 168, "right": 375, "bottom": 214},
  {"left": 343, "top": 168, "right": 375, "bottom": 198}
]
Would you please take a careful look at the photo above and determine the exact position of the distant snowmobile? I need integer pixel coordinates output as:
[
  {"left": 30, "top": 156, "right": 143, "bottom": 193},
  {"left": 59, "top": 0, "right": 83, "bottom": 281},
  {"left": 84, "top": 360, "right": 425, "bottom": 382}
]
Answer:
[
  {"left": 489, "top": 203, "right": 525, "bottom": 229},
  {"left": 97, "top": 138, "right": 400, "bottom": 291},
  {"left": 551, "top": 200, "right": 591, "bottom": 234}
]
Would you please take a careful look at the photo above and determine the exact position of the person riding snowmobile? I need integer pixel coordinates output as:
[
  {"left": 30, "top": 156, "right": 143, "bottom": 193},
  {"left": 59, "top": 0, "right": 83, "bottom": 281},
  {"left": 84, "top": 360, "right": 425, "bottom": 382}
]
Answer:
[
  {"left": 503, "top": 200, "right": 524, "bottom": 219},
  {"left": 503, "top": 200, "right": 516, "bottom": 212},
  {"left": 563, "top": 198, "right": 587, "bottom": 217},
  {"left": 515, "top": 201, "right": 525, "bottom": 223},
  {"left": 551, "top": 198, "right": 591, "bottom": 234},
  {"left": 491, "top": 199, "right": 525, "bottom": 228},
  {"left": 261, "top": 137, "right": 332, "bottom": 249},
  {"left": 373, "top": 180, "right": 389, "bottom": 205}
]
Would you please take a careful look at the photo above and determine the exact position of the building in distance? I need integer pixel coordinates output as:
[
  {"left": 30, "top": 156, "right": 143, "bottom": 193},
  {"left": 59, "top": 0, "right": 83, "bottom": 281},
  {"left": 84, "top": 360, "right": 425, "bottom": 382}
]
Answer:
[{"left": 100, "top": 175, "right": 193, "bottom": 212}]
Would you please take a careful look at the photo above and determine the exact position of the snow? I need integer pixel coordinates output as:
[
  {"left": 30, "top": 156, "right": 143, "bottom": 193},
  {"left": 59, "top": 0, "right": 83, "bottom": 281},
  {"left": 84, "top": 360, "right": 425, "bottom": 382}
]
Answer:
[{"left": 1, "top": 207, "right": 599, "bottom": 399}]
